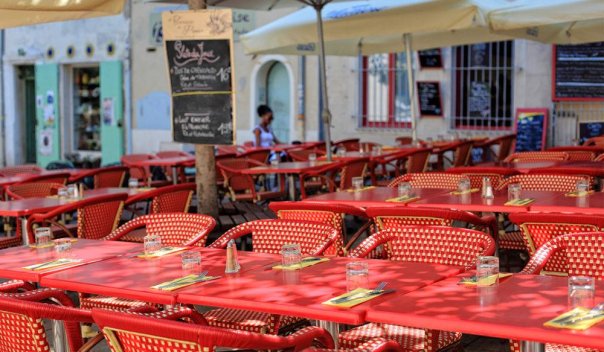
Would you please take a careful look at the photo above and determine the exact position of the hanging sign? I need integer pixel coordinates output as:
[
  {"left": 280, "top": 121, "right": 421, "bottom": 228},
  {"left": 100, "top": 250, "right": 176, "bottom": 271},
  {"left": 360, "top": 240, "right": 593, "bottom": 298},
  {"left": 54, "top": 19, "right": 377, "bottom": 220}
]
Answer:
[{"left": 162, "top": 9, "right": 236, "bottom": 145}]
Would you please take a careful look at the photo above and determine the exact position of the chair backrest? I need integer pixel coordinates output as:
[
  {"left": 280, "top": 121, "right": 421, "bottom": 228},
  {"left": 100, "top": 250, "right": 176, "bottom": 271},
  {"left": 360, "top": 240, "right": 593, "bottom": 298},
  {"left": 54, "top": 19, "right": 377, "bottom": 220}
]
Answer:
[
  {"left": 93, "top": 166, "right": 128, "bottom": 188},
  {"left": 238, "top": 148, "right": 271, "bottom": 164},
  {"left": 333, "top": 138, "right": 360, "bottom": 152},
  {"left": 520, "top": 233, "right": 604, "bottom": 279},
  {"left": 496, "top": 174, "right": 591, "bottom": 192},
  {"left": 5, "top": 182, "right": 63, "bottom": 199},
  {"left": 446, "top": 166, "right": 519, "bottom": 189},
  {"left": 349, "top": 226, "right": 495, "bottom": 270},
  {"left": 269, "top": 202, "right": 368, "bottom": 256},
  {"left": 395, "top": 136, "right": 413, "bottom": 146},
  {"left": 487, "top": 134, "right": 516, "bottom": 162},
  {"left": 156, "top": 151, "right": 191, "bottom": 158},
  {"left": 339, "top": 157, "right": 369, "bottom": 190},
  {"left": 288, "top": 148, "right": 326, "bottom": 162},
  {"left": 359, "top": 142, "right": 381, "bottom": 153},
  {"left": 18, "top": 172, "right": 70, "bottom": 185},
  {"left": 388, "top": 172, "right": 464, "bottom": 190},
  {"left": 209, "top": 219, "right": 339, "bottom": 256},
  {"left": 504, "top": 151, "right": 569, "bottom": 163},
  {"left": 552, "top": 150, "right": 595, "bottom": 161},
  {"left": 121, "top": 154, "right": 156, "bottom": 180},
  {"left": 105, "top": 213, "right": 216, "bottom": 247},
  {"left": 217, "top": 158, "right": 264, "bottom": 193},
  {"left": 151, "top": 183, "right": 195, "bottom": 213},
  {"left": 216, "top": 145, "right": 241, "bottom": 155},
  {"left": 451, "top": 141, "right": 474, "bottom": 167},
  {"left": 509, "top": 213, "right": 604, "bottom": 275},
  {"left": 27, "top": 193, "right": 128, "bottom": 242},
  {"left": 405, "top": 148, "right": 431, "bottom": 173},
  {"left": 583, "top": 136, "right": 604, "bottom": 147},
  {"left": 0, "top": 164, "right": 43, "bottom": 177},
  {"left": 92, "top": 308, "right": 333, "bottom": 352}
]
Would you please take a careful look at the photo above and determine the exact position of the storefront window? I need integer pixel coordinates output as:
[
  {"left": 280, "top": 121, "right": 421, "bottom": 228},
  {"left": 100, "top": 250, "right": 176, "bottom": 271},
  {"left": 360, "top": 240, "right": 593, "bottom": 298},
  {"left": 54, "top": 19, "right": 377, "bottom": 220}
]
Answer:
[{"left": 73, "top": 67, "right": 101, "bottom": 151}]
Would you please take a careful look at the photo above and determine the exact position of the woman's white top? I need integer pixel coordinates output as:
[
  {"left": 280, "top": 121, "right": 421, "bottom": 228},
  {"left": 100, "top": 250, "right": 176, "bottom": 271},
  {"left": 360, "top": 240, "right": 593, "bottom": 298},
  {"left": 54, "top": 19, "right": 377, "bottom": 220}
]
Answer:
[{"left": 254, "top": 125, "right": 274, "bottom": 147}]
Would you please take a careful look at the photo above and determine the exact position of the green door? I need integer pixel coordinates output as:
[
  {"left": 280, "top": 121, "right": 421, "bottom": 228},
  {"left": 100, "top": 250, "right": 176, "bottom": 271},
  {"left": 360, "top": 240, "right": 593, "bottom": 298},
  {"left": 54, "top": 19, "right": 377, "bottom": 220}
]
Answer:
[
  {"left": 35, "top": 63, "right": 60, "bottom": 167},
  {"left": 266, "top": 62, "right": 290, "bottom": 143},
  {"left": 20, "top": 66, "right": 37, "bottom": 163},
  {"left": 100, "top": 61, "right": 124, "bottom": 165}
]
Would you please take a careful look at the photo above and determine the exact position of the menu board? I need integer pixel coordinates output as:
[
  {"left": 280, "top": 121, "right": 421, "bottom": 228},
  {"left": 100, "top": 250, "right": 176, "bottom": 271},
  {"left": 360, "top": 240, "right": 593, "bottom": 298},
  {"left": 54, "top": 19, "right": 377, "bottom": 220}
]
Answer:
[
  {"left": 416, "top": 81, "right": 443, "bottom": 117},
  {"left": 554, "top": 42, "right": 604, "bottom": 101},
  {"left": 514, "top": 108, "right": 548, "bottom": 152},
  {"left": 468, "top": 81, "right": 491, "bottom": 118},
  {"left": 579, "top": 121, "right": 604, "bottom": 144},
  {"left": 163, "top": 10, "right": 235, "bottom": 145},
  {"left": 418, "top": 49, "right": 442, "bottom": 69}
]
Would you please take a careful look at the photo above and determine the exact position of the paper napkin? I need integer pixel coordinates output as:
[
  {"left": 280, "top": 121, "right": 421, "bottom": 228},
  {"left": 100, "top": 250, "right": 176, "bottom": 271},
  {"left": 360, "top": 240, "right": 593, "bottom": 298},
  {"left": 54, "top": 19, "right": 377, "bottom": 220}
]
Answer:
[
  {"left": 323, "top": 287, "right": 393, "bottom": 308},
  {"left": 450, "top": 188, "right": 480, "bottom": 195},
  {"left": 273, "top": 257, "right": 329, "bottom": 271},
  {"left": 504, "top": 198, "right": 535, "bottom": 206},
  {"left": 136, "top": 246, "right": 187, "bottom": 259},
  {"left": 23, "top": 258, "right": 81, "bottom": 271},
  {"left": 544, "top": 307, "right": 604, "bottom": 330},
  {"left": 458, "top": 273, "right": 513, "bottom": 286},
  {"left": 385, "top": 195, "right": 420, "bottom": 203},
  {"left": 565, "top": 190, "right": 594, "bottom": 197},
  {"left": 346, "top": 186, "right": 376, "bottom": 193},
  {"left": 151, "top": 274, "right": 220, "bottom": 291}
]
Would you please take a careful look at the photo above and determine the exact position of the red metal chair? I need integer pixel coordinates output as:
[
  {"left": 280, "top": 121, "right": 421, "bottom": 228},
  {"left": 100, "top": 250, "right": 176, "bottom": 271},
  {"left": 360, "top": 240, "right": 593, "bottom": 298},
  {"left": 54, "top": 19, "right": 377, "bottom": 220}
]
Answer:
[
  {"left": 433, "top": 140, "right": 474, "bottom": 170},
  {"left": 395, "top": 136, "right": 413, "bottom": 146},
  {"left": 238, "top": 148, "right": 271, "bottom": 164},
  {"left": 104, "top": 213, "right": 215, "bottom": 247},
  {"left": 303, "top": 338, "right": 402, "bottom": 352},
  {"left": 475, "top": 134, "right": 516, "bottom": 163},
  {"left": 92, "top": 308, "right": 334, "bottom": 352},
  {"left": 371, "top": 149, "right": 431, "bottom": 186},
  {"left": 93, "top": 166, "right": 128, "bottom": 188},
  {"left": 387, "top": 172, "right": 464, "bottom": 190},
  {"left": 26, "top": 193, "right": 128, "bottom": 242},
  {"left": 503, "top": 151, "right": 569, "bottom": 163},
  {"left": 269, "top": 201, "right": 370, "bottom": 256},
  {"left": 595, "top": 153, "right": 604, "bottom": 162},
  {"left": 288, "top": 148, "right": 326, "bottom": 161},
  {"left": 341, "top": 226, "right": 495, "bottom": 351},
  {"left": 217, "top": 158, "right": 286, "bottom": 202},
  {"left": 121, "top": 153, "right": 169, "bottom": 187},
  {"left": 496, "top": 174, "right": 592, "bottom": 193},
  {"left": 0, "top": 164, "right": 43, "bottom": 176},
  {"left": 15, "top": 172, "right": 70, "bottom": 185},
  {"left": 446, "top": 166, "right": 519, "bottom": 189},
  {"left": 333, "top": 138, "right": 360, "bottom": 152},
  {"left": 0, "top": 280, "right": 35, "bottom": 293},
  {"left": 156, "top": 150, "right": 191, "bottom": 158},
  {"left": 583, "top": 136, "right": 604, "bottom": 147},
  {"left": 5, "top": 182, "right": 63, "bottom": 199},
  {"left": 299, "top": 158, "right": 368, "bottom": 199},
  {"left": 405, "top": 148, "right": 431, "bottom": 173},
  {"left": 206, "top": 219, "right": 339, "bottom": 335},
  {"left": 547, "top": 146, "right": 601, "bottom": 161}
]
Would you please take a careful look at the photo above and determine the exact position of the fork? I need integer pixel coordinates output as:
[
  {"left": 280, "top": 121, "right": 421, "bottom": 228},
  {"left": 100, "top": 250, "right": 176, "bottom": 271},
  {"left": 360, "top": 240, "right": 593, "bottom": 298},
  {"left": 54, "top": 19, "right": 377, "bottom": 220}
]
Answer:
[
  {"left": 332, "top": 281, "right": 388, "bottom": 304},
  {"left": 160, "top": 270, "right": 209, "bottom": 289},
  {"left": 556, "top": 303, "right": 604, "bottom": 325}
]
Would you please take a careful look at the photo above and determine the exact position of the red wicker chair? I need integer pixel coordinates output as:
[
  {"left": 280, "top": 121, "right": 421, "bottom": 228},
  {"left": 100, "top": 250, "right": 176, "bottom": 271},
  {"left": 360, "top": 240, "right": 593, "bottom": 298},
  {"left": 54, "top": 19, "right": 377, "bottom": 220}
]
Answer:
[
  {"left": 341, "top": 226, "right": 495, "bottom": 351},
  {"left": 446, "top": 166, "right": 519, "bottom": 189},
  {"left": 5, "top": 182, "right": 63, "bottom": 199},
  {"left": 503, "top": 151, "right": 569, "bottom": 163},
  {"left": 0, "top": 164, "right": 43, "bottom": 176},
  {"left": 238, "top": 148, "right": 271, "bottom": 163},
  {"left": 387, "top": 172, "right": 464, "bottom": 190},
  {"left": 15, "top": 172, "right": 70, "bottom": 185},
  {"left": 217, "top": 158, "right": 286, "bottom": 202},
  {"left": 93, "top": 166, "right": 128, "bottom": 188},
  {"left": 0, "top": 280, "right": 35, "bottom": 293},
  {"left": 156, "top": 150, "right": 191, "bottom": 158},
  {"left": 333, "top": 138, "right": 361, "bottom": 152},
  {"left": 508, "top": 213, "right": 604, "bottom": 276},
  {"left": 206, "top": 219, "right": 339, "bottom": 335},
  {"left": 26, "top": 193, "right": 127, "bottom": 242},
  {"left": 104, "top": 213, "right": 215, "bottom": 247},
  {"left": 584, "top": 136, "right": 604, "bottom": 147},
  {"left": 92, "top": 308, "right": 334, "bottom": 352},
  {"left": 595, "top": 153, "right": 604, "bottom": 162},
  {"left": 547, "top": 149, "right": 596, "bottom": 161},
  {"left": 475, "top": 134, "right": 516, "bottom": 163},
  {"left": 269, "top": 201, "right": 369, "bottom": 256},
  {"left": 303, "top": 338, "right": 402, "bottom": 352},
  {"left": 496, "top": 174, "right": 592, "bottom": 193}
]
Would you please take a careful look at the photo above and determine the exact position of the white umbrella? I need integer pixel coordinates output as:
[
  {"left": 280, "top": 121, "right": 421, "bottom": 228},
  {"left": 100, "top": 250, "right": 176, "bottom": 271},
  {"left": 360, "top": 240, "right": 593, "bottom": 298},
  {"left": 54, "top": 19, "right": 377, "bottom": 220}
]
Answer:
[
  {"left": 241, "top": 0, "right": 514, "bottom": 141},
  {"left": 0, "top": 0, "right": 126, "bottom": 28}
]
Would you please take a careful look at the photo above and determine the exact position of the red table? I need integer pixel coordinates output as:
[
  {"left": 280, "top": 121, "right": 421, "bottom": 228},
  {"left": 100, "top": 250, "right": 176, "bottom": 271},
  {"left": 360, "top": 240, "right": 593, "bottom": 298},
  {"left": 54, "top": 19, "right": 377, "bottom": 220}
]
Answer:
[
  {"left": 0, "top": 169, "right": 87, "bottom": 188},
  {"left": 177, "top": 257, "right": 464, "bottom": 325},
  {"left": 41, "top": 248, "right": 279, "bottom": 306},
  {"left": 130, "top": 157, "right": 195, "bottom": 184},
  {"left": 367, "top": 275, "right": 604, "bottom": 351},
  {"left": 0, "top": 239, "right": 140, "bottom": 282},
  {"left": 304, "top": 187, "right": 449, "bottom": 209},
  {"left": 530, "top": 191, "right": 604, "bottom": 215}
]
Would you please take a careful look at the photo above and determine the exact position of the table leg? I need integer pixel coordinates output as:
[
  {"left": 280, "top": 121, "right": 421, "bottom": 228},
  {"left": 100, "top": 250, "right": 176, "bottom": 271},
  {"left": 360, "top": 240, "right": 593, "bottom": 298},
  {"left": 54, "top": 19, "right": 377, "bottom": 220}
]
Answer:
[
  {"left": 21, "top": 217, "right": 29, "bottom": 246},
  {"left": 52, "top": 319, "right": 67, "bottom": 352},
  {"left": 288, "top": 175, "right": 296, "bottom": 200},
  {"left": 172, "top": 167, "right": 178, "bottom": 185},
  {"left": 316, "top": 320, "right": 340, "bottom": 348},
  {"left": 521, "top": 341, "right": 545, "bottom": 352}
]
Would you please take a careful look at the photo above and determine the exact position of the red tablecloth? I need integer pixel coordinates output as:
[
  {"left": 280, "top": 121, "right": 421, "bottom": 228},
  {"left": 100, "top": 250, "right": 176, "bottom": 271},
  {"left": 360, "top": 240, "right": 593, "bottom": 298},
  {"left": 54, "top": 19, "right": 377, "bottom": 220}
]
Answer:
[
  {"left": 367, "top": 275, "right": 604, "bottom": 350},
  {"left": 304, "top": 187, "right": 449, "bottom": 209},
  {"left": 0, "top": 239, "right": 140, "bottom": 282},
  {"left": 177, "top": 257, "right": 463, "bottom": 325}
]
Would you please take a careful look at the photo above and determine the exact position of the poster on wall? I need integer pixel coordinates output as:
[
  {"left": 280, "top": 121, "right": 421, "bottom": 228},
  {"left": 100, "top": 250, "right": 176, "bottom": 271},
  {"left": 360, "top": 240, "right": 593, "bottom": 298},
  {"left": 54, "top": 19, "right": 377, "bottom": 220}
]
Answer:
[
  {"left": 39, "top": 129, "right": 53, "bottom": 156},
  {"left": 162, "top": 9, "right": 236, "bottom": 145},
  {"left": 514, "top": 108, "right": 548, "bottom": 152},
  {"left": 468, "top": 81, "right": 491, "bottom": 118},
  {"left": 102, "top": 97, "right": 114, "bottom": 126},
  {"left": 44, "top": 90, "right": 56, "bottom": 127}
]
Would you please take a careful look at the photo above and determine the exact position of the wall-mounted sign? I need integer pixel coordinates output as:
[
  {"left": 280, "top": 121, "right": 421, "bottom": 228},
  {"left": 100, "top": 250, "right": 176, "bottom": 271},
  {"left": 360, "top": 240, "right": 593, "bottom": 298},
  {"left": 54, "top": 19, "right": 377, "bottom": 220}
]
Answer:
[
  {"left": 553, "top": 42, "right": 604, "bottom": 101},
  {"left": 579, "top": 121, "right": 604, "bottom": 144},
  {"left": 418, "top": 49, "right": 442, "bottom": 69},
  {"left": 514, "top": 108, "right": 548, "bottom": 152},
  {"left": 468, "top": 81, "right": 491, "bottom": 118},
  {"left": 163, "top": 9, "right": 236, "bottom": 145},
  {"left": 416, "top": 81, "right": 443, "bottom": 118}
]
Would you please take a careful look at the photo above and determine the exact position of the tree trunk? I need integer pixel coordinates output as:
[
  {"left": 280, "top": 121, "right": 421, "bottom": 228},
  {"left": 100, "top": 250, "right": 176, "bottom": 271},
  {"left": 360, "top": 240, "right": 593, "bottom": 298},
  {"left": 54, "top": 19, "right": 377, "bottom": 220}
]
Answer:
[{"left": 188, "top": 0, "right": 219, "bottom": 218}]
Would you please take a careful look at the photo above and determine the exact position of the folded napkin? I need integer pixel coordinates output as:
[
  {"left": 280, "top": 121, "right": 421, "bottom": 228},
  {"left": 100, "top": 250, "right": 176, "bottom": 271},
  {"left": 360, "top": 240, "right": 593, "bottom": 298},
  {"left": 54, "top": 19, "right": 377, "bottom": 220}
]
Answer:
[
  {"left": 565, "top": 190, "right": 594, "bottom": 197},
  {"left": 458, "top": 273, "right": 513, "bottom": 286},
  {"left": 29, "top": 238, "right": 77, "bottom": 249},
  {"left": 136, "top": 246, "right": 187, "bottom": 259},
  {"left": 273, "top": 257, "right": 329, "bottom": 271},
  {"left": 385, "top": 195, "right": 420, "bottom": 203},
  {"left": 151, "top": 274, "right": 220, "bottom": 291},
  {"left": 450, "top": 188, "right": 480, "bottom": 195},
  {"left": 23, "top": 258, "right": 82, "bottom": 271},
  {"left": 504, "top": 198, "right": 535, "bottom": 206},
  {"left": 346, "top": 186, "right": 376, "bottom": 193},
  {"left": 544, "top": 307, "right": 604, "bottom": 330},
  {"left": 323, "top": 287, "right": 394, "bottom": 308},
  {"left": 135, "top": 187, "right": 155, "bottom": 192}
]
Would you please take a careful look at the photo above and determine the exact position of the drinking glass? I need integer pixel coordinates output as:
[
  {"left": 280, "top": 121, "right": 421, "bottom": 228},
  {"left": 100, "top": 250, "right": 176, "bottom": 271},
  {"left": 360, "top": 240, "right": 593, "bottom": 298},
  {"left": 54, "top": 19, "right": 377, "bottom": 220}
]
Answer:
[
  {"left": 34, "top": 227, "right": 52, "bottom": 247},
  {"left": 57, "top": 187, "right": 69, "bottom": 199},
  {"left": 336, "top": 147, "right": 347, "bottom": 157},
  {"left": 281, "top": 243, "right": 301, "bottom": 267},
  {"left": 576, "top": 178, "right": 589, "bottom": 194},
  {"left": 67, "top": 184, "right": 78, "bottom": 199},
  {"left": 398, "top": 182, "right": 412, "bottom": 197},
  {"left": 458, "top": 177, "right": 471, "bottom": 193},
  {"left": 271, "top": 158, "right": 280, "bottom": 167},
  {"left": 181, "top": 251, "right": 202, "bottom": 275},
  {"left": 568, "top": 276, "right": 595, "bottom": 309},
  {"left": 143, "top": 234, "right": 162, "bottom": 255},
  {"left": 346, "top": 261, "right": 369, "bottom": 291},
  {"left": 352, "top": 177, "right": 364, "bottom": 191},
  {"left": 476, "top": 256, "right": 499, "bottom": 286},
  {"left": 128, "top": 178, "right": 139, "bottom": 189},
  {"left": 508, "top": 183, "right": 522, "bottom": 201},
  {"left": 54, "top": 238, "right": 72, "bottom": 258},
  {"left": 308, "top": 153, "right": 317, "bottom": 163},
  {"left": 371, "top": 146, "right": 382, "bottom": 156}
]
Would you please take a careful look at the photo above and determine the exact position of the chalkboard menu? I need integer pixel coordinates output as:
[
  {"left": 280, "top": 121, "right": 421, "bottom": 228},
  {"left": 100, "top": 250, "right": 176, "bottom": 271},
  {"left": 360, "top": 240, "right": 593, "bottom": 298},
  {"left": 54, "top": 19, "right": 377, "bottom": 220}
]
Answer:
[
  {"left": 163, "top": 9, "right": 235, "bottom": 145},
  {"left": 416, "top": 81, "right": 443, "bottom": 117},
  {"left": 514, "top": 108, "right": 548, "bottom": 152},
  {"left": 579, "top": 121, "right": 604, "bottom": 144},
  {"left": 418, "top": 49, "right": 442, "bottom": 69},
  {"left": 554, "top": 42, "right": 604, "bottom": 101},
  {"left": 468, "top": 81, "right": 491, "bottom": 118}
]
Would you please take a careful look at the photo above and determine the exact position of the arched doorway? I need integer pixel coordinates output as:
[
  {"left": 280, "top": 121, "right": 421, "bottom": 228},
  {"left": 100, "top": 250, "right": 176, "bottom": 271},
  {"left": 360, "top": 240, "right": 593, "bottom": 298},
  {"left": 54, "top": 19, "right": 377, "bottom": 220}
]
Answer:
[{"left": 265, "top": 61, "right": 291, "bottom": 143}]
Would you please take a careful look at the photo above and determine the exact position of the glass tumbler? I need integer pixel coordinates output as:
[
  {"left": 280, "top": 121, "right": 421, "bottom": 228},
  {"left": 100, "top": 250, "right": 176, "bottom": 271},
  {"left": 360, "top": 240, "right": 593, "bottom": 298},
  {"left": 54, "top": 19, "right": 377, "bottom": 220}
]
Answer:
[
  {"left": 308, "top": 153, "right": 317, "bottom": 163},
  {"left": 508, "top": 183, "right": 522, "bottom": 201},
  {"left": 181, "top": 251, "right": 202, "bottom": 275},
  {"left": 568, "top": 276, "right": 595, "bottom": 309},
  {"left": 458, "top": 177, "right": 471, "bottom": 193},
  {"left": 54, "top": 238, "right": 72, "bottom": 258},
  {"left": 398, "top": 182, "right": 412, "bottom": 197},
  {"left": 281, "top": 243, "right": 302, "bottom": 267},
  {"left": 576, "top": 178, "right": 589, "bottom": 194},
  {"left": 143, "top": 234, "right": 162, "bottom": 255},
  {"left": 476, "top": 256, "right": 499, "bottom": 286},
  {"left": 67, "top": 184, "right": 78, "bottom": 199},
  {"left": 34, "top": 227, "right": 52, "bottom": 247},
  {"left": 57, "top": 187, "right": 69, "bottom": 199},
  {"left": 352, "top": 177, "right": 364, "bottom": 192},
  {"left": 346, "top": 261, "right": 369, "bottom": 291},
  {"left": 128, "top": 178, "right": 139, "bottom": 189}
]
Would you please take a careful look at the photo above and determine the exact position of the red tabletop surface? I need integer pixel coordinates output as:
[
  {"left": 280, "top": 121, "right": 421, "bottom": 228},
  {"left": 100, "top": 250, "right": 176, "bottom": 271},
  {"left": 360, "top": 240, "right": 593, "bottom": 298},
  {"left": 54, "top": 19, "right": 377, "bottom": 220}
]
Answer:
[
  {"left": 304, "top": 187, "right": 449, "bottom": 209},
  {"left": 367, "top": 275, "right": 604, "bottom": 350},
  {"left": 530, "top": 191, "right": 604, "bottom": 214},
  {"left": 130, "top": 156, "right": 195, "bottom": 168},
  {"left": 0, "top": 169, "right": 84, "bottom": 188},
  {"left": 241, "top": 161, "right": 338, "bottom": 175},
  {"left": 41, "top": 248, "right": 279, "bottom": 306},
  {"left": 177, "top": 257, "right": 464, "bottom": 325},
  {"left": 408, "top": 190, "right": 561, "bottom": 213},
  {"left": 0, "top": 239, "right": 141, "bottom": 283}
]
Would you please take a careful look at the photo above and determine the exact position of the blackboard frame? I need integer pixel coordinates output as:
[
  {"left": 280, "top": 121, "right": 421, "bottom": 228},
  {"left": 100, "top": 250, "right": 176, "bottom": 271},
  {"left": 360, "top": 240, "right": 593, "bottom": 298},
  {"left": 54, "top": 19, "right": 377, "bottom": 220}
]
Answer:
[
  {"left": 578, "top": 121, "right": 604, "bottom": 144},
  {"left": 552, "top": 44, "right": 604, "bottom": 102},
  {"left": 416, "top": 81, "right": 444, "bottom": 118},
  {"left": 418, "top": 49, "right": 443, "bottom": 69},
  {"left": 514, "top": 108, "right": 548, "bottom": 152}
]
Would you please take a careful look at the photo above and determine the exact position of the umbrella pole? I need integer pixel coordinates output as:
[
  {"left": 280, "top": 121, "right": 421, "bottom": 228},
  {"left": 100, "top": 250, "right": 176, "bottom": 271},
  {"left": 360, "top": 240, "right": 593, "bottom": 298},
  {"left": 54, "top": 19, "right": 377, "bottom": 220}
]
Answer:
[
  {"left": 313, "top": 3, "right": 333, "bottom": 160},
  {"left": 404, "top": 33, "right": 418, "bottom": 142}
]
